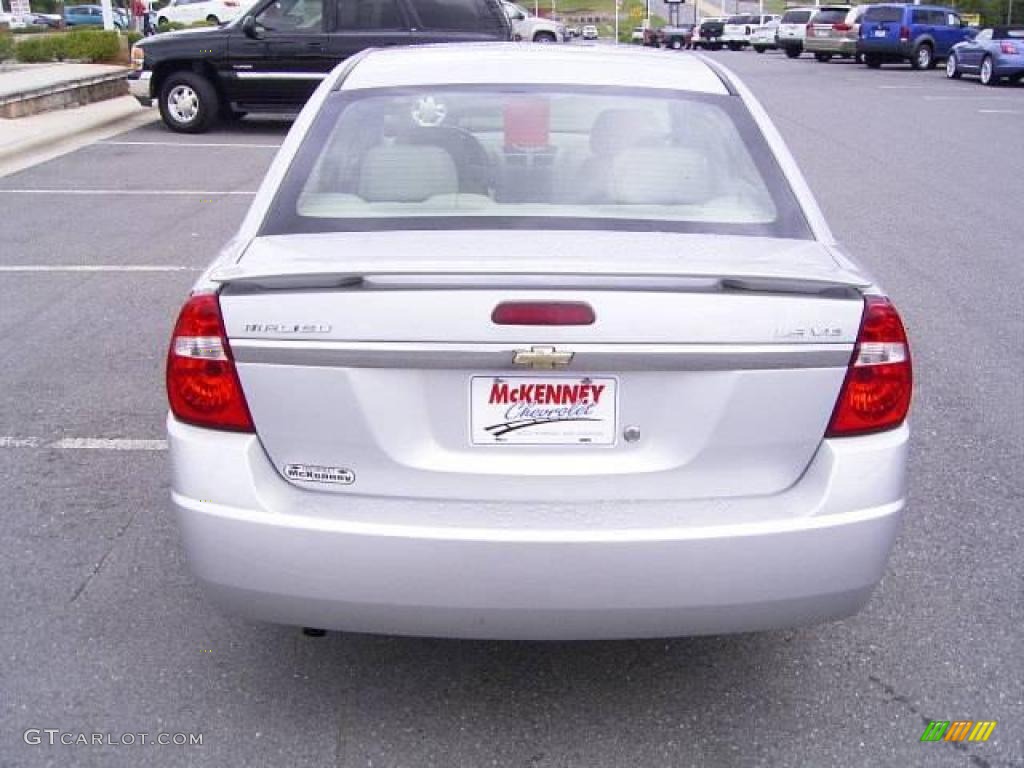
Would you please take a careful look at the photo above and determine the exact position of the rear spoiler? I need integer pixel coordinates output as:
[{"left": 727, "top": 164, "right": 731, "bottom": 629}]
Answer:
[{"left": 210, "top": 264, "right": 868, "bottom": 295}]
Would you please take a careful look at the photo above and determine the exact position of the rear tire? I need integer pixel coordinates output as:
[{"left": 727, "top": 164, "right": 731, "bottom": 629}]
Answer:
[
  {"left": 670, "top": 38, "right": 682, "bottom": 49},
  {"left": 784, "top": 46, "right": 800, "bottom": 58},
  {"left": 205, "top": 14, "right": 219, "bottom": 24},
  {"left": 945, "top": 52, "right": 961, "bottom": 79},
  {"left": 910, "top": 43, "right": 932, "bottom": 70},
  {"left": 753, "top": 45, "right": 765, "bottom": 53},
  {"left": 814, "top": 52, "right": 832, "bottom": 62},
  {"left": 980, "top": 55, "right": 997, "bottom": 85},
  {"left": 533, "top": 31, "right": 556, "bottom": 43},
  {"left": 159, "top": 71, "right": 219, "bottom": 134},
  {"left": 865, "top": 53, "right": 882, "bottom": 68}
]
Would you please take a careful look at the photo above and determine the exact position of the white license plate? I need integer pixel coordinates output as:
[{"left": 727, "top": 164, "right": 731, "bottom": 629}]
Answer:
[
  {"left": 470, "top": 376, "right": 618, "bottom": 446},
  {"left": 874, "top": 29, "right": 887, "bottom": 37},
  {"left": 815, "top": 29, "right": 829, "bottom": 36}
]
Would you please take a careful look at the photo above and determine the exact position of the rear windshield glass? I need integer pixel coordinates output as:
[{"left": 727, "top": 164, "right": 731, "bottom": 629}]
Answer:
[
  {"left": 811, "top": 9, "right": 848, "bottom": 23},
  {"left": 863, "top": 6, "right": 903, "bottom": 22},
  {"left": 727, "top": 15, "right": 752, "bottom": 23},
  {"left": 995, "top": 27, "right": 1024, "bottom": 38},
  {"left": 781, "top": 10, "right": 812, "bottom": 23},
  {"left": 262, "top": 86, "right": 811, "bottom": 239}
]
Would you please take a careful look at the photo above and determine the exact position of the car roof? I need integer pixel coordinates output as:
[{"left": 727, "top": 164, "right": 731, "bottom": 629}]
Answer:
[
  {"left": 865, "top": 3, "right": 953, "bottom": 8},
  {"left": 338, "top": 44, "right": 730, "bottom": 95}
]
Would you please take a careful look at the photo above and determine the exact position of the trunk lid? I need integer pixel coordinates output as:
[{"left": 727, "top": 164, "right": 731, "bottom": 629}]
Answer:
[{"left": 217, "top": 231, "right": 867, "bottom": 502}]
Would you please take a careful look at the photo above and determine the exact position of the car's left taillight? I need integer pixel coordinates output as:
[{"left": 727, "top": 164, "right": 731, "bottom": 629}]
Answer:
[
  {"left": 826, "top": 296, "right": 912, "bottom": 438},
  {"left": 1000, "top": 41, "right": 1019, "bottom": 54},
  {"left": 167, "top": 294, "right": 254, "bottom": 432}
]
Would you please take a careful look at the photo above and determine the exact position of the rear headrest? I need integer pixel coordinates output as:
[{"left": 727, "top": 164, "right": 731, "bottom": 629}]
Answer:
[
  {"left": 589, "top": 109, "right": 663, "bottom": 156},
  {"left": 357, "top": 144, "right": 459, "bottom": 203},
  {"left": 608, "top": 147, "right": 712, "bottom": 206}
]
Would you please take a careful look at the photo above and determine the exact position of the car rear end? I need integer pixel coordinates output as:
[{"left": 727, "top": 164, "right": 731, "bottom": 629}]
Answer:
[
  {"left": 167, "top": 48, "right": 912, "bottom": 640},
  {"left": 698, "top": 18, "right": 725, "bottom": 48},
  {"left": 750, "top": 20, "right": 779, "bottom": 50},
  {"left": 857, "top": 4, "right": 910, "bottom": 62},
  {"left": 993, "top": 27, "right": 1024, "bottom": 79},
  {"left": 722, "top": 15, "right": 753, "bottom": 46},
  {"left": 804, "top": 6, "right": 858, "bottom": 57},
  {"left": 777, "top": 8, "right": 815, "bottom": 54}
]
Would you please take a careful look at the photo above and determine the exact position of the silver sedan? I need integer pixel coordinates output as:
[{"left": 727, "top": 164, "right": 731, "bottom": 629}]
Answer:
[{"left": 166, "top": 44, "right": 912, "bottom": 640}]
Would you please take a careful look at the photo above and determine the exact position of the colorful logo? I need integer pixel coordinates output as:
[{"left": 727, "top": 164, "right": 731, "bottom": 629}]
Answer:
[{"left": 920, "top": 720, "right": 997, "bottom": 742}]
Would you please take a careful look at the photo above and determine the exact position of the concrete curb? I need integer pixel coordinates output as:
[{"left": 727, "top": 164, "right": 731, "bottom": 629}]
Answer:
[{"left": 0, "top": 69, "right": 131, "bottom": 119}]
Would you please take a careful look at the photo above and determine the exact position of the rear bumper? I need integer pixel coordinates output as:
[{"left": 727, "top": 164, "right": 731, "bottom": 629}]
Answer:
[
  {"left": 128, "top": 70, "right": 152, "bottom": 107},
  {"left": 805, "top": 37, "right": 857, "bottom": 55},
  {"left": 856, "top": 40, "right": 913, "bottom": 59},
  {"left": 994, "top": 60, "right": 1024, "bottom": 77},
  {"left": 169, "top": 417, "right": 908, "bottom": 640}
]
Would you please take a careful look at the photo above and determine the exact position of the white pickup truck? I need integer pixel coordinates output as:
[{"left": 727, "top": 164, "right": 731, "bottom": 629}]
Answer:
[{"left": 502, "top": 1, "right": 569, "bottom": 42}]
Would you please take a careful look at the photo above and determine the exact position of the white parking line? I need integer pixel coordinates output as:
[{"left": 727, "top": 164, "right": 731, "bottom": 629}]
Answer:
[
  {"left": 978, "top": 109, "right": 1023, "bottom": 115},
  {"left": 53, "top": 438, "right": 168, "bottom": 451},
  {"left": 1, "top": 436, "right": 168, "bottom": 450},
  {"left": 100, "top": 141, "right": 282, "bottom": 149},
  {"left": 0, "top": 265, "right": 200, "bottom": 272},
  {"left": 0, "top": 189, "right": 256, "bottom": 196}
]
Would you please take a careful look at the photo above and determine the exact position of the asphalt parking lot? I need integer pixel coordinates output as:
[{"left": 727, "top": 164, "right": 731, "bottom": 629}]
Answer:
[{"left": 1, "top": 48, "right": 1022, "bottom": 767}]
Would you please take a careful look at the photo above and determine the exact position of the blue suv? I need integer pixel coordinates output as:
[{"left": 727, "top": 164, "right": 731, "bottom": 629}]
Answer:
[{"left": 857, "top": 4, "right": 973, "bottom": 69}]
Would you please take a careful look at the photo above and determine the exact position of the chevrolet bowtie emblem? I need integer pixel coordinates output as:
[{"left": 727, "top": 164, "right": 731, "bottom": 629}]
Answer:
[{"left": 512, "top": 346, "right": 574, "bottom": 369}]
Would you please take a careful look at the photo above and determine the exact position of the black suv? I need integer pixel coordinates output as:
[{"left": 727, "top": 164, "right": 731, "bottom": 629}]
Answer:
[{"left": 130, "top": 0, "right": 511, "bottom": 132}]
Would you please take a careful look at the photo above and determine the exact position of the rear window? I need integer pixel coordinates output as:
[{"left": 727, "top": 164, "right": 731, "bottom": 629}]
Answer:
[
  {"left": 863, "top": 6, "right": 903, "bottom": 22},
  {"left": 811, "top": 9, "right": 848, "bottom": 24},
  {"left": 264, "top": 86, "right": 811, "bottom": 239},
  {"left": 414, "top": 0, "right": 505, "bottom": 31},
  {"left": 727, "top": 15, "right": 752, "bottom": 24},
  {"left": 994, "top": 26, "right": 1024, "bottom": 38},
  {"left": 780, "top": 10, "right": 812, "bottom": 24}
]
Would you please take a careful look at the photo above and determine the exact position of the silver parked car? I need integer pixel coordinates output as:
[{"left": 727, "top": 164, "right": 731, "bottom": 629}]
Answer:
[{"left": 167, "top": 44, "right": 912, "bottom": 640}]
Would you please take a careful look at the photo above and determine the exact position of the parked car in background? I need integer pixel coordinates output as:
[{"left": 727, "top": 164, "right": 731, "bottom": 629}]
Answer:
[
  {"left": 947, "top": 25, "right": 1024, "bottom": 85},
  {"left": 857, "top": 4, "right": 972, "bottom": 69},
  {"left": 131, "top": 0, "right": 512, "bottom": 132},
  {"left": 631, "top": 25, "right": 644, "bottom": 42},
  {"left": 63, "top": 4, "right": 128, "bottom": 28},
  {"left": 156, "top": 0, "right": 250, "bottom": 26},
  {"left": 581, "top": 24, "right": 597, "bottom": 39},
  {"left": 26, "top": 12, "right": 63, "bottom": 27},
  {"left": 750, "top": 18, "right": 780, "bottom": 52},
  {"left": 804, "top": 5, "right": 864, "bottom": 62},
  {"left": 776, "top": 6, "right": 817, "bottom": 57},
  {"left": 166, "top": 43, "right": 913, "bottom": 641},
  {"left": 503, "top": 2, "right": 567, "bottom": 42},
  {"left": 722, "top": 14, "right": 776, "bottom": 50},
  {"left": 659, "top": 22, "right": 695, "bottom": 49},
  {"left": 694, "top": 16, "right": 726, "bottom": 49}
]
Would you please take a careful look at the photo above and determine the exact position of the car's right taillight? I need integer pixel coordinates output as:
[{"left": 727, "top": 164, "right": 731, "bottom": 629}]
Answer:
[
  {"left": 826, "top": 296, "right": 912, "bottom": 437},
  {"left": 167, "top": 293, "right": 254, "bottom": 432},
  {"left": 1000, "top": 41, "right": 1019, "bottom": 54}
]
